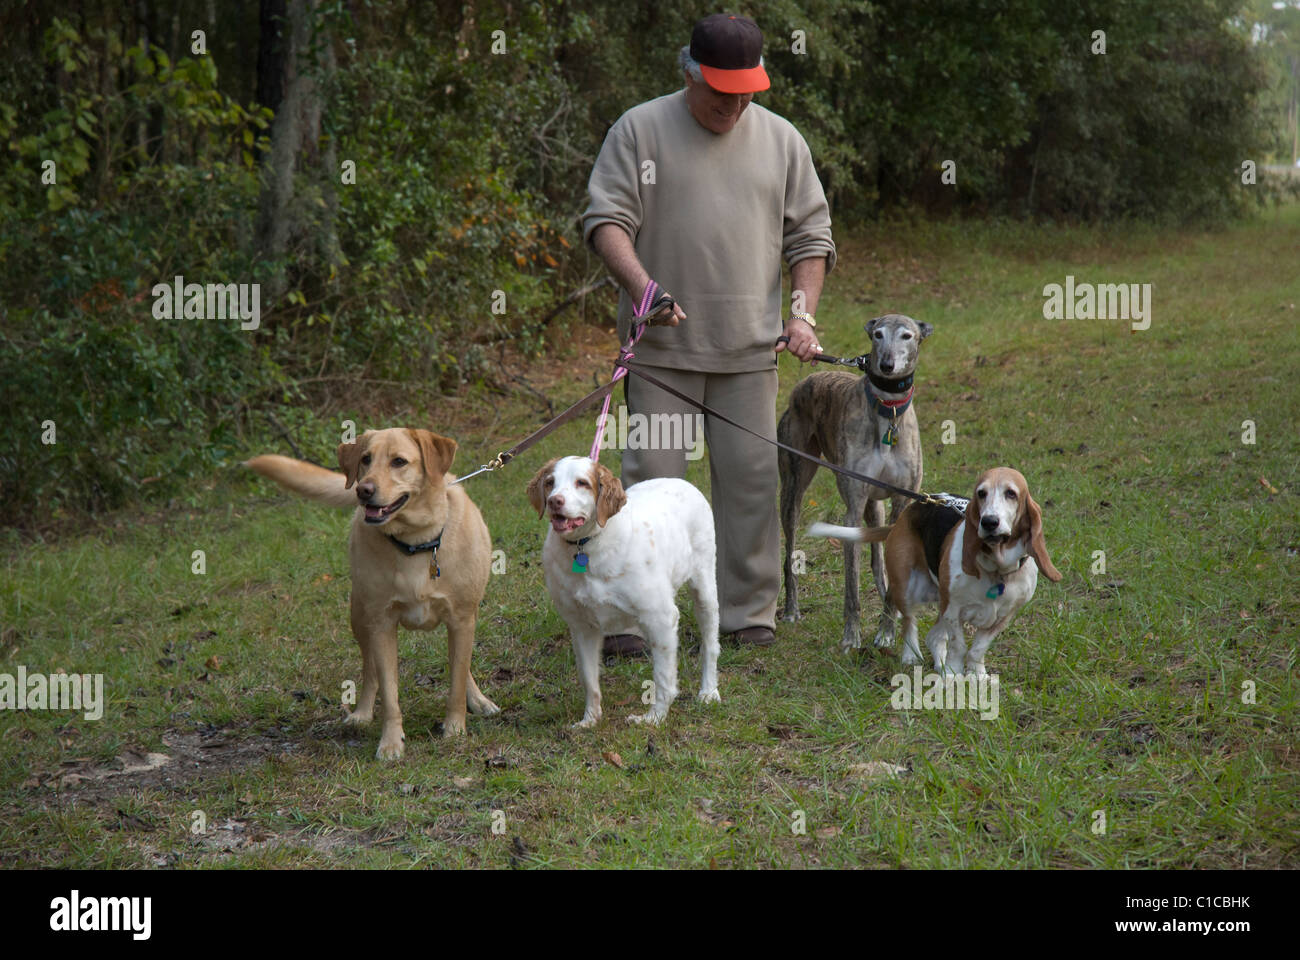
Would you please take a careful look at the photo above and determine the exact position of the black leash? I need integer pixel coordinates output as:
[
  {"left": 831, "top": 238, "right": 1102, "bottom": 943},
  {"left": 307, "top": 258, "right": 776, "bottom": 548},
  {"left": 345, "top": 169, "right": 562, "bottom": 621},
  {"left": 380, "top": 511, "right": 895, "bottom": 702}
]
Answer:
[{"left": 621, "top": 361, "right": 942, "bottom": 506}]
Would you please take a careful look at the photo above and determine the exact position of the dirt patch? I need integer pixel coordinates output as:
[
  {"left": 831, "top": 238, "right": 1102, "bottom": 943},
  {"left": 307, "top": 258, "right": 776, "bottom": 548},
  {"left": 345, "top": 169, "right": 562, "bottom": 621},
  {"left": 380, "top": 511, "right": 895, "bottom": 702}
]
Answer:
[{"left": 21, "top": 726, "right": 292, "bottom": 801}]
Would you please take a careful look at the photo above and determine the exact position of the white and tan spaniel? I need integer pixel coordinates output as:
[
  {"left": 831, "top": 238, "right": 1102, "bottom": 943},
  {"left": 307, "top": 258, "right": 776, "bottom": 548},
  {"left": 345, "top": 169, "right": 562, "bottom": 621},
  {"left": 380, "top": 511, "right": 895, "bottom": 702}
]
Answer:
[
  {"left": 810, "top": 467, "right": 1062, "bottom": 676},
  {"left": 526, "top": 456, "right": 721, "bottom": 727}
]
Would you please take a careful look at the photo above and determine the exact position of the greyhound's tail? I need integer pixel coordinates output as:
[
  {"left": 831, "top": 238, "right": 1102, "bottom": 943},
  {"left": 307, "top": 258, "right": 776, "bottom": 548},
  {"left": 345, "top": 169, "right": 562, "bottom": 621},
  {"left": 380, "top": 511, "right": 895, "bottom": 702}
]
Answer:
[
  {"left": 806, "top": 521, "right": 893, "bottom": 543},
  {"left": 244, "top": 454, "right": 356, "bottom": 508}
]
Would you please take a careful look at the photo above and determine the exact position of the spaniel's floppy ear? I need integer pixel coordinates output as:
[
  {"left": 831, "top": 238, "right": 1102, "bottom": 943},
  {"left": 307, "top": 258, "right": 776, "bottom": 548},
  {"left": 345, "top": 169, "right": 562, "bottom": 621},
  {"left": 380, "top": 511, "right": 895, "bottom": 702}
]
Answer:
[
  {"left": 336, "top": 432, "right": 371, "bottom": 490},
  {"left": 594, "top": 462, "right": 627, "bottom": 526},
  {"left": 410, "top": 429, "right": 457, "bottom": 482},
  {"left": 961, "top": 493, "right": 983, "bottom": 577},
  {"left": 1022, "top": 490, "right": 1062, "bottom": 582},
  {"left": 525, "top": 458, "right": 560, "bottom": 519}
]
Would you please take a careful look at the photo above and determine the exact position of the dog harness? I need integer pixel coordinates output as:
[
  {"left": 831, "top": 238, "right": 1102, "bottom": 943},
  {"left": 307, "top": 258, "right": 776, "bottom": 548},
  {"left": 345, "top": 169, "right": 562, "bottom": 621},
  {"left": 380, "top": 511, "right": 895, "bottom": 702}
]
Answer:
[{"left": 387, "top": 530, "right": 443, "bottom": 578}]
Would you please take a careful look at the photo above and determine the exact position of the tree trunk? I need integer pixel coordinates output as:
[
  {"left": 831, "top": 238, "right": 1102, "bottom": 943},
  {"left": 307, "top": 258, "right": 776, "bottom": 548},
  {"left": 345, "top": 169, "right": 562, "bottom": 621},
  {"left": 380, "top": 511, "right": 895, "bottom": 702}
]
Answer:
[{"left": 255, "top": 0, "right": 341, "bottom": 298}]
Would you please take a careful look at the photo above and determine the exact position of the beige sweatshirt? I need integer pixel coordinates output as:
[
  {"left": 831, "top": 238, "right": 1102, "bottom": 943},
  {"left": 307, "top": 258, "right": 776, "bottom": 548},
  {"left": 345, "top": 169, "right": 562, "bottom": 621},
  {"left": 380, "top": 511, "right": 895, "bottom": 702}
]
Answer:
[{"left": 582, "top": 90, "right": 836, "bottom": 373}]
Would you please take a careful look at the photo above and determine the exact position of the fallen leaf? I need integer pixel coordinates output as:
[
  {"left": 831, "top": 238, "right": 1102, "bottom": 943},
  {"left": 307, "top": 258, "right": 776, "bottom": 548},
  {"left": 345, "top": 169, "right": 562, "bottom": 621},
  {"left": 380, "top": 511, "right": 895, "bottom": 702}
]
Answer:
[
  {"left": 205, "top": 655, "right": 222, "bottom": 671},
  {"left": 602, "top": 751, "right": 624, "bottom": 769},
  {"left": 816, "top": 826, "right": 841, "bottom": 839},
  {"left": 847, "top": 761, "right": 907, "bottom": 781},
  {"left": 1259, "top": 477, "right": 1280, "bottom": 495}
]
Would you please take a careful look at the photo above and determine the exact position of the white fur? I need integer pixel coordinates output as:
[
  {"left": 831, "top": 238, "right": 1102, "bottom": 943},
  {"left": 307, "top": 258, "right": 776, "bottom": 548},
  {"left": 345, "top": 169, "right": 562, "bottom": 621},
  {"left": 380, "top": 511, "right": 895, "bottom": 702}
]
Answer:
[
  {"left": 918, "top": 525, "right": 1039, "bottom": 677},
  {"left": 538, "top": 456, "right": 721, "bottom": 727}
]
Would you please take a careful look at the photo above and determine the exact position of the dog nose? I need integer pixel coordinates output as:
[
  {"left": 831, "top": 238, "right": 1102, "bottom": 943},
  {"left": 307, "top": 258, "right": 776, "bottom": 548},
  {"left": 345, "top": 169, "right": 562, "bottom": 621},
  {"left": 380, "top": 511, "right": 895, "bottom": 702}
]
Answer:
[
  {"left": 879, "top": 359, "right": 894, "bottom": 373},
  {"left": 356, "top": 481, "right": 376, "bottom": 502},
  {"left": 980, "top": 515, "right": 999, "bottom": 532},
  {"left": 548, "top": 494, "right": 564, "bottom": 510}
]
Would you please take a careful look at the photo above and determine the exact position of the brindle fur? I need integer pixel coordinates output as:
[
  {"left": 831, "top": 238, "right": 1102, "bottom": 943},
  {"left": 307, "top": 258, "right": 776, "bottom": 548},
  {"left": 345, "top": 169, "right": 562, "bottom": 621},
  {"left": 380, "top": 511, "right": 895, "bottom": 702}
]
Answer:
[{"left": 777, "top": 313, "right": 933, "bottom": 651}]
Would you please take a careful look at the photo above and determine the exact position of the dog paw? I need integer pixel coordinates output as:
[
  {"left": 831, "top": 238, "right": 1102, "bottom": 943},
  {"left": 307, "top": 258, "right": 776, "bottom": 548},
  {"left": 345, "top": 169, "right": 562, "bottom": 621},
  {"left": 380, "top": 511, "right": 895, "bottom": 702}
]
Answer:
[
  {"left": 442, "top": 716, "right": 467, "bottom": 738},
  {"left": 873, "top": 630, "right": 895, "bottom": 648},
  {"left": 697, "top": 688, "right": 721, "bottom": 705},
  {"left": 781, "top": 608, "right": 801, "bottom": 623},
  {"left": 375, "top": 735, "right": 405, "bottom": 760},
  {"left": 570, "top": 715, "right": 600, "bottom": 730},
  {"left": 342, "top": 709, "right": 372, "bottom": 726},
  {"left": 627, "top": 711, "right": 667, "bottom": 725},
  {"left": 900, "top": 649, "right": 923, "bottom": 665},
  {"left": 469, "top": 698, "right": 500, "bottom": 717}
]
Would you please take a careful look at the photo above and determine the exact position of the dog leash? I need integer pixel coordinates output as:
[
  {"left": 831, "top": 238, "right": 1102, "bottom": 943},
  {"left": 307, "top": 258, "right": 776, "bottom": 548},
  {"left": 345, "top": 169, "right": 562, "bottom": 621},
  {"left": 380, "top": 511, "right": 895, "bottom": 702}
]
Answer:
[
  {"left": 455, "top": 305, "right": 943, "bottom": 506},
  {"left": 589, "top": 281, "right": 674, "bottom": 462},
  {"left": 619, "top": 361, "right": 946, "bottom": 507},
  {"left": 451, "top": 285, "right": 674, "bottom": 485}
]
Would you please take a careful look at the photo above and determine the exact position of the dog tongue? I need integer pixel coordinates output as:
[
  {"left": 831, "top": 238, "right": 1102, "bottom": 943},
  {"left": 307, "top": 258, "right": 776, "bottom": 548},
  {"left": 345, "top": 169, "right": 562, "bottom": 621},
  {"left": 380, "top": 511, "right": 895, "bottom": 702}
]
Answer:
[
  {"left": 551, "top": 515, "right": 584, "bottom": 533},
  {"left": 365, "top": 504, "right": 386, "bottom": 520}
]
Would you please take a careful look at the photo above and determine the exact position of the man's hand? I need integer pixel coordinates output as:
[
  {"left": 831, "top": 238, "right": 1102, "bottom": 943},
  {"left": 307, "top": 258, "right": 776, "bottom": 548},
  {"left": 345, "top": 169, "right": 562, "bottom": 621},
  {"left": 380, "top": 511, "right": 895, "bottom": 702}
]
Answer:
[
  {"left": 645, "top": 293, "right": 686, "bottom": 327},
  {"left": 776, "top": 315, "right": 822, "bottom": 362}
]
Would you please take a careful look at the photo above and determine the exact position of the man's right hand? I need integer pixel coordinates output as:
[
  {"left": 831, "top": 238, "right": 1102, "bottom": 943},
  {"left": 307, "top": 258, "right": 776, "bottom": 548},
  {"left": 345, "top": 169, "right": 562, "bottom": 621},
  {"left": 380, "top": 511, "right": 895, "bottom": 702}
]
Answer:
[{"left": 645, "top": 292, "right": 686, "bottom": 327}]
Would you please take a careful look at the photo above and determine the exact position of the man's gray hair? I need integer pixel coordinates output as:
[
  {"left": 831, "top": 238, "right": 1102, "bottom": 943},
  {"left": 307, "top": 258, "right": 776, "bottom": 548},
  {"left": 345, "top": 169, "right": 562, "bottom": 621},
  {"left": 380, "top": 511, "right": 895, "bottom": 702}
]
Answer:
[{"left": 678, "top": 46, "right": 703, "bottom": 83}]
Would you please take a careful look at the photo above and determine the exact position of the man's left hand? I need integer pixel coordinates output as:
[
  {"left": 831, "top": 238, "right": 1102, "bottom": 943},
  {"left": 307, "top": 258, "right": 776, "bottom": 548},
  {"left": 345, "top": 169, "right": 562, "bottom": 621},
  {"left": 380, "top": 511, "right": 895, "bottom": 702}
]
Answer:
[{"left": 776, "top": 315, "right": 822, "bottom": 362}]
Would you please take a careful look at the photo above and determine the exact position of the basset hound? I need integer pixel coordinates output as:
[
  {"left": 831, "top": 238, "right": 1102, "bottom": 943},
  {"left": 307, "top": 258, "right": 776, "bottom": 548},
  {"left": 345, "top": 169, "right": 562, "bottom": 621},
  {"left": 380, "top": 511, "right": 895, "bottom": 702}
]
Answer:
[{"left": 810, "top": 467, "right": 1062, "bottom": 676}]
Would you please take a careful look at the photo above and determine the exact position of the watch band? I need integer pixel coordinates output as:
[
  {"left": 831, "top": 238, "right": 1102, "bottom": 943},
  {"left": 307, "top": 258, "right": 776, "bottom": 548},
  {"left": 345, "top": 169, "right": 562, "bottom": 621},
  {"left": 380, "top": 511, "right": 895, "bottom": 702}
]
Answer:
[{"left": 791, "top": 312, "right": 816, "bottom": 328}]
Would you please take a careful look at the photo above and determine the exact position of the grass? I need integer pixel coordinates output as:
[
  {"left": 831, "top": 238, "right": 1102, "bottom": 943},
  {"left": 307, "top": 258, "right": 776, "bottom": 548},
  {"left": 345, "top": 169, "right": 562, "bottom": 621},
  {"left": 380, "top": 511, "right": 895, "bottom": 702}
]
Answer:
[{"left": 2, "top": 205, "right": 1298, "bottom": 868}]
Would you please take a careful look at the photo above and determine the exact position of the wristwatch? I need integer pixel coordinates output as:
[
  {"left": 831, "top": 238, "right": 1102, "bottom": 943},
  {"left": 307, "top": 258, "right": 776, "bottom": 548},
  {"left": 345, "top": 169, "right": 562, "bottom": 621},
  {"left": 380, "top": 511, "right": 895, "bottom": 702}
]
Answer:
[{"left": 791, "top": 312, "right": 816, "bottom": 328}]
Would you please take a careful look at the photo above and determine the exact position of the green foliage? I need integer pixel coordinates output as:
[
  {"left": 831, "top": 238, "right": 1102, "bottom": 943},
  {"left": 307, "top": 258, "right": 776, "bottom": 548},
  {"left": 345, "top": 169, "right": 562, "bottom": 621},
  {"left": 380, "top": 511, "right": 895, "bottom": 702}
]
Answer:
[{"left": 0, "top": 1, "right": 1288, "bottom": 527}]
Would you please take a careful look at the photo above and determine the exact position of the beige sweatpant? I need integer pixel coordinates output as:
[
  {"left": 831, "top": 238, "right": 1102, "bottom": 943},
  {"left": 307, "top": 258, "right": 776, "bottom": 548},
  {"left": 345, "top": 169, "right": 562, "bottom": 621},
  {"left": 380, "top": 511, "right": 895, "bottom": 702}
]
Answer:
[{"left": 620, "top": 364, "right": 779, "bottom": 634}]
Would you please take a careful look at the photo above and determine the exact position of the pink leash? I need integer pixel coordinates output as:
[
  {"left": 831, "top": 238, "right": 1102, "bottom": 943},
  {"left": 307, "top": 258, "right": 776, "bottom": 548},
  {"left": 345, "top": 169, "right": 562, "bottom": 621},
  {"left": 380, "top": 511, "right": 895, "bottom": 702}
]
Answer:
[{"left": 589, "top": 280, "right": 660, "bottom": 462}]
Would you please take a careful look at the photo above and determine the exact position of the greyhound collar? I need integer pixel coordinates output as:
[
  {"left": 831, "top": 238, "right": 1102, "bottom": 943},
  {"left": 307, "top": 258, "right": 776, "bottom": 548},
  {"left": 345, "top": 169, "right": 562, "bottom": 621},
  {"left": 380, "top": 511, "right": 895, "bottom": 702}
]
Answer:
[
  {"left": 571, "top": 536, "right": 592, "bottom": 573},
  {"left": 866, "top": 366, "right": 914, "bottom": 393},
  {"left": 388, "top": 530, "right": 443, "bottom": 578},
  {"left": 866, "top": 384, "right": 914, "bottom": 444}
]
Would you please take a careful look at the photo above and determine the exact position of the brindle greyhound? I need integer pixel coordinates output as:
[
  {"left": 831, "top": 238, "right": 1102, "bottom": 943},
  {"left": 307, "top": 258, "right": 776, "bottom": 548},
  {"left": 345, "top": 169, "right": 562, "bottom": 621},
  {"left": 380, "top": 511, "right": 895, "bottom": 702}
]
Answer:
[{"left": 777, "top": 314, "right": 934, "bottom": 651}]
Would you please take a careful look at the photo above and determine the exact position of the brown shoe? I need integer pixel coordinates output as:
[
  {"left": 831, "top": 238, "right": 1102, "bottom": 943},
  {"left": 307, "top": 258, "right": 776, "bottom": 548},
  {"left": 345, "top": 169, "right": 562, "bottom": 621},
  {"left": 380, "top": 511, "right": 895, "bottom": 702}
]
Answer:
[
  {"left": 603, "top": 634, "right": 648, "bottom": 657},
  {"left": 727, "top": 626, "right": 776, "bottom": 647}
]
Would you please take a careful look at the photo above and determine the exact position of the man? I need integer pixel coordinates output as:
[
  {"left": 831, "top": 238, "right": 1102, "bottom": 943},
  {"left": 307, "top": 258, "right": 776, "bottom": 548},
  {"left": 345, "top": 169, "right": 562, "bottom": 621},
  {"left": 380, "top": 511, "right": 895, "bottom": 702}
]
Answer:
[{"left": 582, "top": 13, "right": 835, "bottom": 653}]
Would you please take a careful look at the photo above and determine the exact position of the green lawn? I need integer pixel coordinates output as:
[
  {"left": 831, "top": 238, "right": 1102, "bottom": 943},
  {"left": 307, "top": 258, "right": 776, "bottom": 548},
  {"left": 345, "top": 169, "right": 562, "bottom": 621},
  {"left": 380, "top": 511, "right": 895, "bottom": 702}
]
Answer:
[{"left": 2, "top": 206, "right": 1298, "bottom": 868}]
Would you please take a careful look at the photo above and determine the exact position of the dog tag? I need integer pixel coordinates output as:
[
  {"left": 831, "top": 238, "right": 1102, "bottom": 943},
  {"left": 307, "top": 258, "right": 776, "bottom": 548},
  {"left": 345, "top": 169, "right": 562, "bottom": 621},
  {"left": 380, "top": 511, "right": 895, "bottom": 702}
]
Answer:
[
  {"left": 883, "top": 423, "right": 898, "bottom": 446},
  {"left": 986, "top": 582, "right": 1005, "bottom": 599},
  {"left": 572, "top": 552, "right": 588, "bottom": 573}
]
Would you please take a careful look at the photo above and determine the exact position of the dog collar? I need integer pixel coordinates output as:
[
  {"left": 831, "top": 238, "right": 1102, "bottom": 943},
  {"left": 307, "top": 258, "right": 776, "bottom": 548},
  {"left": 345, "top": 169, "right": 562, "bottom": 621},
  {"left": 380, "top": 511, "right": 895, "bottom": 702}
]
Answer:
[
  {"left": 983, "top": 553, "right": 1028, "bottom": 595},
  {"left": 571, "top": 536, "right": 592, "bottom": 574},
  {"left": 866, "top": 384, "right": 914, "bottom": 444},
  {"left": 387, "top": 529, "right": 443, "bottom": 578},
  {"left": 866, "top": 365, "right": 914, "bottom": 394}
]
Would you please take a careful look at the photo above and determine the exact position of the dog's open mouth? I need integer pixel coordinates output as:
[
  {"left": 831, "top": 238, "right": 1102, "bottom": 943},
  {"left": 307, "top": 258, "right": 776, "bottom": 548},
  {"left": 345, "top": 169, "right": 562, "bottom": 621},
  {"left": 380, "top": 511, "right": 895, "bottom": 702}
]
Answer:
[
  {"left": 982, "top": 532, "right": 1011, "bottom": 545},
  {"left": 363, "top": 494, "right": 409, "bottom": 524},
  {"left": 550, "top": 514, "right": 586, "bottom": 534}
]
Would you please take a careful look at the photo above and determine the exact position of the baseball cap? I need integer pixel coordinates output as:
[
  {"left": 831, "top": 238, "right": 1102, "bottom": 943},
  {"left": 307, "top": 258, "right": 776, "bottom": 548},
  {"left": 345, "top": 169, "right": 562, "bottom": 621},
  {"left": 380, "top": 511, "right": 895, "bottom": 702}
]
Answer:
[{"left": 689, "top": 14, "right": 769, "bottom": 94}]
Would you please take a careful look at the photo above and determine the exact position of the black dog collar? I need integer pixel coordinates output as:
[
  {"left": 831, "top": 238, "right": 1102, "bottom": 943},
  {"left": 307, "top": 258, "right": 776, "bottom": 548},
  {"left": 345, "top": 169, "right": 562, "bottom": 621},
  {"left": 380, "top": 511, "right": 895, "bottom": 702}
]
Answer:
[
  {"left": 387, "top": 530, "right": 443, "bottom": 578},
  {"left": 865, "top": 366, "right": 914, "bottom": 394}
]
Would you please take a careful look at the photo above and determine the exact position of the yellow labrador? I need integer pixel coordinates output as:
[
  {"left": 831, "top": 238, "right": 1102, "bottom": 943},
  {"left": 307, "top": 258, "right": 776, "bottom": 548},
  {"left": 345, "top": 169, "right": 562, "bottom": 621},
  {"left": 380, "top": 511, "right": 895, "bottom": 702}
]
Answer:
[{"left": 246, "top": 428, "right": 499, "bottom": 759}]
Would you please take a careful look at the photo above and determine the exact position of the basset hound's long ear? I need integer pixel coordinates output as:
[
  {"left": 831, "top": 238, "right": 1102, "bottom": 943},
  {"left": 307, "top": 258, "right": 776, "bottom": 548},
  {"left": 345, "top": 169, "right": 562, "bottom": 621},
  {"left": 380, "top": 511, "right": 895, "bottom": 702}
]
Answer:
[
  {"left": 337, "top": 432, "right": 371, "bottom": 490},
  {"left": 525, "top": 458, "right": 560, "bottom": 519},
  {"left": 594, "top": 462, "right": 627, "bottom": 527},
  {"left": 1023, "top": 490, "right": 1062, "bottom": 582},
  {"left": 410, "top": 429, "right": 457, "bottom": 482},
  {"left": 961, "top": 494, "right": 983, "bottom": 577}
]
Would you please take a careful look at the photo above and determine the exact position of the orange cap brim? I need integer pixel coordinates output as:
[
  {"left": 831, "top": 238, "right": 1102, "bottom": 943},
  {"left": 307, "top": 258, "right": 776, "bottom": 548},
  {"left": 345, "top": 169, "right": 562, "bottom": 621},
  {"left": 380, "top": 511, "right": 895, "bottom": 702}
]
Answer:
[{"left": 699, "top": 62, "right": 770, "bottom": 94}]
